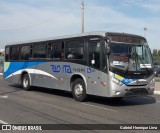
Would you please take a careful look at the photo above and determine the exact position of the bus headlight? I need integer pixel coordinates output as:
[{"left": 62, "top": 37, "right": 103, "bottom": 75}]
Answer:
[
  {"left": 149, "top": 78, "right": 155, "bottom": 90},
  {"left": 111, "top": 77, "right": 124, "bottom": 86}
]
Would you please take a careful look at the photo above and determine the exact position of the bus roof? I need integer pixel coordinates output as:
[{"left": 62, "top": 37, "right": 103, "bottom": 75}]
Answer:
[{"left": 6, "top": 31, "right": 145, "bottom": 46}]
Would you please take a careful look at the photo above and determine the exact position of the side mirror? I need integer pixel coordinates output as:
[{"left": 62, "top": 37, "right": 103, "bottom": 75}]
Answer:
[{"left": 105, "top": 40, "right": 111, "bottom": 55}]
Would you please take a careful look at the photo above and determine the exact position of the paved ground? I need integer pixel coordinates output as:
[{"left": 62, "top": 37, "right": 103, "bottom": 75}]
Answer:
[
  {"left": 155, "top": 81, "right": 160, "bottom": 91},
  {"left": 0, "top": 76, "right": 160, "bottom": 133}
]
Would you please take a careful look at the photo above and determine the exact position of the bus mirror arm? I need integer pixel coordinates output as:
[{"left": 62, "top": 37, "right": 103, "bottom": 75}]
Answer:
[{"left": 105, "top": 39, "right": 111, "bottom": 55}]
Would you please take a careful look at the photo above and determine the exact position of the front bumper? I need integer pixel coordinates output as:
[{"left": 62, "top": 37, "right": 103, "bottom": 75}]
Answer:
[
  {"left": 110, "top": 83, "right": 155, "bottom": 98},
  {"left": 124, "top": 87, "right": 154, "bottom": 97}
]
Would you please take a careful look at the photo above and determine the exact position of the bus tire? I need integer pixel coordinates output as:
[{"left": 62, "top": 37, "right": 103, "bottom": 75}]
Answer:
[
  {"left": 22, "top": 74, "right": 31, "bottom": 91},
  {"left": 72, "top": 78, "right": 87, "bottom": 102}
]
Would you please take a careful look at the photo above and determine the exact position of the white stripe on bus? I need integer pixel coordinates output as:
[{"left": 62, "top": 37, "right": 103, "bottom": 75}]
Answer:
[{"left": 5, "top": 69, "right": 57, "bottom": 80}]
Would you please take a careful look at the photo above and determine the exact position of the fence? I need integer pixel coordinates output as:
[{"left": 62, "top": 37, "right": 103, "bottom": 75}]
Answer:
[{"left": 0, "top": 56, "right": 4, "bottom": 73}]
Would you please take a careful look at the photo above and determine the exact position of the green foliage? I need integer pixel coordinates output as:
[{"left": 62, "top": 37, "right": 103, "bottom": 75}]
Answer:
[
  {"left": 153, "top": 49, "right": 158, "bottom": 56},
  {"left": 158, "top": 50, "right": 160, "bottom": 56},
  {"left": 152, "top": 49, "right": 160, "bottom": 65}
]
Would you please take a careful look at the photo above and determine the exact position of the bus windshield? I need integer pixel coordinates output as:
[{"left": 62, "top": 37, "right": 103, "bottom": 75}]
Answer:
[{"left": 109, "top": 41, "right": 153, "bottom": 72}]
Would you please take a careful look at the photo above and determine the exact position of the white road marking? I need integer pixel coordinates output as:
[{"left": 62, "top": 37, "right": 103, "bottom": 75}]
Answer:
[
  {"left": 0, "top": 73, "right": 3, "bottom": 75},
  {"left": 0, "top": 120, "right": 8, "bottom": 124},
  {"left": 154, "top": 91, "right": 160, "bottom": 95},
  {"left": 81, "top": 103, "right": 117, "bottom": 112},
  {"left": 0, "top": 95, "right": 8, "bottom": 99}
]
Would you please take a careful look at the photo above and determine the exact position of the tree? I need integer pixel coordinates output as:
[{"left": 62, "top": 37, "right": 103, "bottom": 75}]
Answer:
[
  {"left": 158, "top": 50, "right": 160, "bottom": 57},
  {"left": 153, "top": 49, "right": 158, "bottom": 56}
]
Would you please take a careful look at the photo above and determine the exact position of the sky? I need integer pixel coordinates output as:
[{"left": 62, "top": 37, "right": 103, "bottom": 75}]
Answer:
[{"left": 0, "top": 0, "right": 159, "bottom": 50}]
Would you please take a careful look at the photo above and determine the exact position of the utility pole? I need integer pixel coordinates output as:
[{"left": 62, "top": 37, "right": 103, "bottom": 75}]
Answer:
[
  {"left": 81, "top": 0, "right": 84, "bottom": 33},
  {"left": 144, "top": 27, "right": 147, "bottom": 38}
]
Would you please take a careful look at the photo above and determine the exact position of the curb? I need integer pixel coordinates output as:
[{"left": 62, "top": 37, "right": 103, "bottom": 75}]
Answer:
[{"left": 154, "top": 91, "right": 160, "bottom": 95}]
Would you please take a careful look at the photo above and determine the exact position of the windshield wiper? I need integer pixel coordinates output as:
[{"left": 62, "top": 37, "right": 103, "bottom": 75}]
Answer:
[{"left": 125, "top": 57, "right": 131, "bottom": 74}]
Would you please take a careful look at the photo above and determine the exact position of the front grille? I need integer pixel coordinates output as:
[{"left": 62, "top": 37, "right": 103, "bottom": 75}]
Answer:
[
  {"left": 126, "top": 84, "right": 147, "bottom": 87},
  {"left": 125, "top": 88, "right": 148, "bottom": 97}
]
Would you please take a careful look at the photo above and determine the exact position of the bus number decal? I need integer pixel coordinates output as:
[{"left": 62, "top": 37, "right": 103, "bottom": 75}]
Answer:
[
  {"left": 51, "top": 65, "right": 61, "bottom": 73},
  {"left": 63, "top": 65, "right": 72, "bottom": 73},
  {"left": 51, "top": 65, "right": 72, "bottom": 73}
]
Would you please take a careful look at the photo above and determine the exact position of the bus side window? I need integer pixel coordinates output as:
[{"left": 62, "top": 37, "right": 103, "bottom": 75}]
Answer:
[
  {"left": 33, "top": 44, "right": 47, "bottom": 59},
  {"left": 65, "top": 40, "right": 84, "bottom": 60},
  {"left": 49, "top": 42, "right": 63, "bottom": 60},
  {"left": 10, "top": 46, "right": 20, "bottom": 61},
  {"left": 21, "top": 45, "right": 31, "bottom": 60},
  {"left": 5, "top": 47, "right": 10, "bottom": 61}
]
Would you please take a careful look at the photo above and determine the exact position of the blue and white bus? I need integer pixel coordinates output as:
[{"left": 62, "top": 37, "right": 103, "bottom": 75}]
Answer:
[{"left": 4, "top": 32, "right": 155, "bottom": 101}]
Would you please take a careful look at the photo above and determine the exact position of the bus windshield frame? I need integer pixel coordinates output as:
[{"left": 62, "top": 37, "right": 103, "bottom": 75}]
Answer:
[{"left": 108, "top": 38, "right": 153, "bottom": 74}]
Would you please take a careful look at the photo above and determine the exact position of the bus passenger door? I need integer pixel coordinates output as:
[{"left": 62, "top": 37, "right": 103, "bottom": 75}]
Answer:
[{"left": 87, "top": 41, "right": 102, "bottom": 96}]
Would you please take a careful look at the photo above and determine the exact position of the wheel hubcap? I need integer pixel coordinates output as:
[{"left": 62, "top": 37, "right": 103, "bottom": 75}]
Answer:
[
  {"left": 74, "top": 84, "right": 83, "bottom": 97},
  {"left": 23, "top": 77, "right": 29, "bottom": 88}
]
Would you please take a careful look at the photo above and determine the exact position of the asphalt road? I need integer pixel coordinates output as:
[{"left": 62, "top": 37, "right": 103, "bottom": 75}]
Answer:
[{"left": 0, "top": 76, "right": 160, "bottom": 133}]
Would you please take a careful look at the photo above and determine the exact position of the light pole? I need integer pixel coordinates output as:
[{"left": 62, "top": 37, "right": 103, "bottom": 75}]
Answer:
[
  {"left": 144, "top": 27, "right": 147, "bottom": 38},
  {"left": 81, "top": 0, "right": 84, "bottom": 33}
]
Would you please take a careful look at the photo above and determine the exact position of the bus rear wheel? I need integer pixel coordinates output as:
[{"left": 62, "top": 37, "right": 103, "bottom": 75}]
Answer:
[
  {"left": 22, "top": 74, "right": 31, "bottom": 91},
  {"left": 72, "top": 78, "right": 87, "bottom": 102}
]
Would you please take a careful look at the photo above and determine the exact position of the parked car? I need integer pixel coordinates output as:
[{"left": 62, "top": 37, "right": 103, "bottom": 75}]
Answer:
[{"left": 154, "top": 66, "right": 160, "bottom": 77}]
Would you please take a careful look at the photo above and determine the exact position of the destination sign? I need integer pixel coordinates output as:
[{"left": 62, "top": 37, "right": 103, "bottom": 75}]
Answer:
[{"left": 109, "top": 35, "right": 144, "bottom": 44}]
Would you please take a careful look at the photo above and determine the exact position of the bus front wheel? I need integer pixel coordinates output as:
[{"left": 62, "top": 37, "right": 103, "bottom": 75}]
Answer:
[
  {"left": 72, "top": 78, "right": 87, "bottom": 102},
  {"left": 22, "top": 74, "right": 31, "bottom": 91}
]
